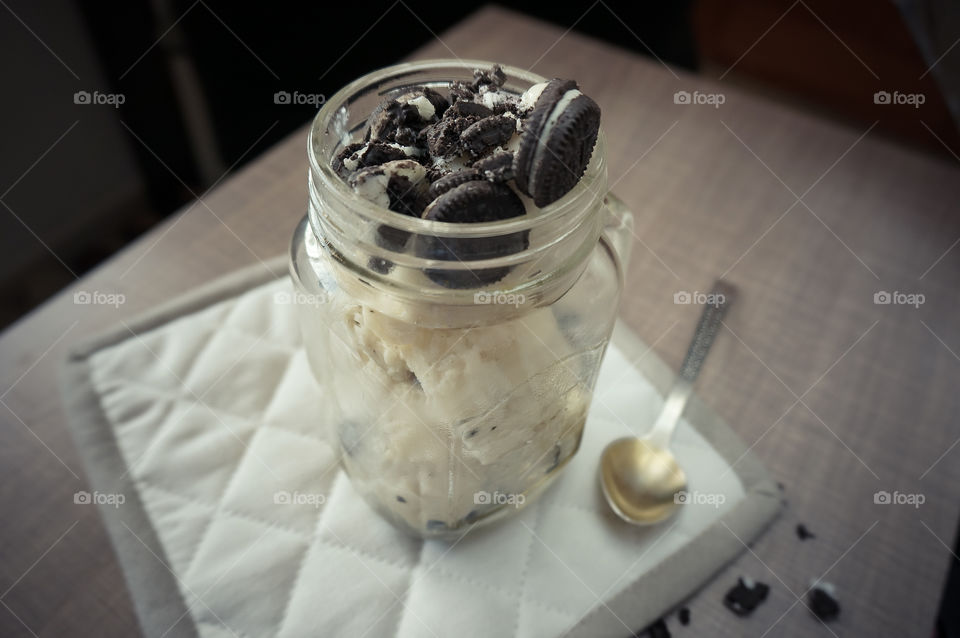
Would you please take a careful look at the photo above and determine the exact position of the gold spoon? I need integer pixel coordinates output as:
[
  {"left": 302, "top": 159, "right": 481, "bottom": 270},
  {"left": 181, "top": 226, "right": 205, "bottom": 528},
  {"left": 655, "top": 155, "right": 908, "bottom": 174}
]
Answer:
[{"left": 600, "top": 282, "right": 735, "bottom": 525}]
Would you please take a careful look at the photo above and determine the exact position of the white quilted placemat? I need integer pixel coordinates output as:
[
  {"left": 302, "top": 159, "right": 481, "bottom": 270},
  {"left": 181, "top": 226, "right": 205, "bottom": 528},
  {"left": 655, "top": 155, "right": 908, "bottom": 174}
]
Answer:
[{"left": 61, "top": 258, "right": 781, "bottom": 638}]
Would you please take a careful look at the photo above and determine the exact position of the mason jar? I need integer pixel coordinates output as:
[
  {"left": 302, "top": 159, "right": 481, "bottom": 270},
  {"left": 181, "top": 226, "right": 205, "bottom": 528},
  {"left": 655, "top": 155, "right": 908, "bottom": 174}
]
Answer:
[{"left": 290, "top": 59, "right": 634, "bottom": 539}]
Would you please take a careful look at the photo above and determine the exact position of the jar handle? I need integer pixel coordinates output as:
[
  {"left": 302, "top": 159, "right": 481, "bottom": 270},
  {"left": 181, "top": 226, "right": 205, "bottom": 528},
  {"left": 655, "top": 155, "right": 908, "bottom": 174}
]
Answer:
[{"left": 601, "top": 192, "right": 635, "bottom": 278}]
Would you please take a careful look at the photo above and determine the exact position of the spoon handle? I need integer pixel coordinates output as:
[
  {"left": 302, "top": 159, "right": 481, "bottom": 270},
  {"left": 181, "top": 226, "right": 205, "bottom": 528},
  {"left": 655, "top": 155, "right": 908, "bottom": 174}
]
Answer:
[
  {"left": 678, "top": 281, "right": 736, "bottom": 383},
  {"left": 646, "top": 281, "right": 735, "bottom": 449}
]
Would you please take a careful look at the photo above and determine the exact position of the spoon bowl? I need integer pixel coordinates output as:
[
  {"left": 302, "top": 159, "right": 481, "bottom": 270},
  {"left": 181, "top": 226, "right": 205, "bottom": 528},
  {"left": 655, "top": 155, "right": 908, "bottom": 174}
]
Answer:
[{"left": 600, "top": 437, "right": 688, "bottom": 525}]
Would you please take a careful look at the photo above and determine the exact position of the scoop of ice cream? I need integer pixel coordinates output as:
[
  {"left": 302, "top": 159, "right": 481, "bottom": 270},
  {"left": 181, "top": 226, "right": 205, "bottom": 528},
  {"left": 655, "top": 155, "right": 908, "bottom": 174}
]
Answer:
[{"left": 333, "top": 299, "right": 596, "bottom": 532}]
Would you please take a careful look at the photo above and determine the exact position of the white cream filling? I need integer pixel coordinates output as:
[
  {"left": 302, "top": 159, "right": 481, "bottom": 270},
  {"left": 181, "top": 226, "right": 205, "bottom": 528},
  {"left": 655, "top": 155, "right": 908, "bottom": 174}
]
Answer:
[
  {"left": 481, "top": 89, "right": 510, "bottom": 111},
  {"left": 350, "top": 160, "right": 426, "bottom": 208},
  {"left": 404, "top": 95, "right": 435, "bottom": 121},
  {"left": 387, "top": 142, "right": 423, "bottom": 157},
  {"left": 345, "top": 141, "right": 423, "bottom": 174},
  {"left": 527, "top": 89, "right": 582, "bottom": 196},
  {"left": 519, "top": 82, "right": 548, "bottom": 112}
]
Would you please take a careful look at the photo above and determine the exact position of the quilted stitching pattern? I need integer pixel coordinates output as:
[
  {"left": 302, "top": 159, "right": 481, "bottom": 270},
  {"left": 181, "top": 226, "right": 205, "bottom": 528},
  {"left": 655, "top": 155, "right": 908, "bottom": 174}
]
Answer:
[{"left": 87, "top": 278, "right": 747, "bottom": 638}]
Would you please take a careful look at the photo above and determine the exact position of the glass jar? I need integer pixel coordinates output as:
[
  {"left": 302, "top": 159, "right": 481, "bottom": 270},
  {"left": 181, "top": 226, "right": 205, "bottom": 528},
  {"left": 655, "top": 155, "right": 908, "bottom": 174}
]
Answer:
[{"left": 290, "top": 60, "right": 634, "bottom": 539}]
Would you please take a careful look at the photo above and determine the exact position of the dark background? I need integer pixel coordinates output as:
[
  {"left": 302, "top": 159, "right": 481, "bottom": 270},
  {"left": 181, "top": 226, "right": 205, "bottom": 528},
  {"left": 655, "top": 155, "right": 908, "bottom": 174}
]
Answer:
[
  {"left": 1, "top": 2, "right": 958, "bottom": 632},
  {"left": 2, "top": 0, "right": 957, "bottom": 329}
]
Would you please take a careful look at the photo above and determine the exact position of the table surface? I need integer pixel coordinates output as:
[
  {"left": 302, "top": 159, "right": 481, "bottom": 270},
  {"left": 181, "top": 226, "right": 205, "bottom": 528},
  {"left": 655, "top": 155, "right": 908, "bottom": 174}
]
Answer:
[{"left": 2, "top": 6, "right": 959, "bottom": 637}]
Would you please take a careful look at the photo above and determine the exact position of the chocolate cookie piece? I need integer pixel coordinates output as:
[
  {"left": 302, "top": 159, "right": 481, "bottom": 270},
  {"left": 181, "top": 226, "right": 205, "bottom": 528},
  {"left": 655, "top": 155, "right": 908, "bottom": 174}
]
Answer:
[
  {"left": 514, "top": 78, "right": 601, "bottom": 207},
  {"left": 332, "top": 142, "right": 363, "bottom": 179},
  {"left": 424, "top": 165, "right": 445, "bottom": 183},
  {"left": 474, "top": 150, "right": 515, "bottom": 182},
  {"left": 368, "top": 255, "right": 394, "bottom": 275},
  {"left": 448, "top": 80, "right": 475, "bottom": 103},
  {"left": 375, "top": 225, "right": 411, "bottom": 253},
  {"left": 472, "top": 64, "right": 507, "bottom": 90},
  {"left": 461, "top": 115, "right": 516, "bottom": 157},
  {"left": 366, "top": 99, "right": 421, "bottom": 142},
  {"left": 394, "top": 126, "right": 418, "bottom": 146},
  {"left": 478, "top": 87, "right": 517, "bottom": 114},
  {"left": 416, "top": 180, "right": 528, "bottom": 288},
  {"left": 427, "top": 169, "right": 483, "bottom": 200},
  {"left": 421, "top": 99, "right": 500, "bottom": 158},
  {"left": 400, "top": 87, "right": 449, "bottom": 121},
  {"left": 349, "top": 159, "right": 428, "bottom": 253},
  {"left": 808, "top": 584, "right": 840, "bottom": 622},
  {"left": 343, "top": 141, "right": 409, "bottom": 171},
  {"left": 423, "top": 116, "right": 476, "bottom": 158},
  {"left": 422, "top": 180, "right": 526, "bottom": 228},
  {"left": 349, "top": 159, "right": 427, "bottom": 215},
  {"left": 644, "top": 618, "right": 671, "bottom": 638},
  {"left": 366, "top": 89, "right": 446, "bottom": 147},
  {"left": 448, "top": 100, "right": 494, "bottom": 119},
  {"left": 723, "top": 577, "right": 769, "bottom": 617},
  {"left": 421, "top": 180, "right": 524, "bottom": 225}
]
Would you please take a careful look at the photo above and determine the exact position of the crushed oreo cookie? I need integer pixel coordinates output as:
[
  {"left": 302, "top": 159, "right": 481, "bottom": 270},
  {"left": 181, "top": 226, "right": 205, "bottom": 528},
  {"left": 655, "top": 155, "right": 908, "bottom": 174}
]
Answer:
[
  {"left": 332, "top": 142, "right": 363, "bottom": 179},
  {"left": 808, "top": 582, "right": 840, "bottom": 622},
  {"left": 461, "top": 115, "right": 516, "bottom": 157},
  {"left": 473, "top": 64, "right": 506, "bottom": 90},
  {"left": 796, "top": 523, "right": 815, "bottom": 540},
  {"left": 329, "top": 63, "right": 601, "bottom": 287},
  {"left": 366, "top": 88, "right": 447, "bottom": 144},
  {"left": 417, "top": 180, "right": 528, "bottom": 288},
  {"left": 723, "top": 576, "right": 770, "bottom": 617},
  {"left": 642, "top": 618, "right": 670, "bottom": 638},
  {"left": 343, "top": 141, "right": 411, "bottom": 172},
  {"left": 448, "top": 80, "right": 475, "bottom": 103},
  {"left": 514, "top": 78, "right": 601, "bottom": 207},
  {"left": 423, "top": 115, "right": 476, "bottom": 158},
  {"left": 427, "top": 169, "right": 483, "bottom": 200},
  {"left": 449, "top": 100, "right": 494, "bottom": 119},
  {"left": 677, "top": 607, "right": 690, "bottom": 626},
  {"left": 368, "top": 255, "right": 394, "bottom": 275},
  {"left": 421, "top": 180, "right": 525, "bottom": 225},
  {"left": 348, "top": 159, "right": 428, "bottom": 218},
  {"left": 474, "top": 150, "right": 515, "bottom": 182}
]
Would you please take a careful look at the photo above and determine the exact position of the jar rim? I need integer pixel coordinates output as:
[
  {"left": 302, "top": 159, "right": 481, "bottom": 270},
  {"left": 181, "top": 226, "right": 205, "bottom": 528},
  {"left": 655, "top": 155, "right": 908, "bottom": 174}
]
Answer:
[{"left": 307, "top": 58, "right": 606, "bottom": 239}]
